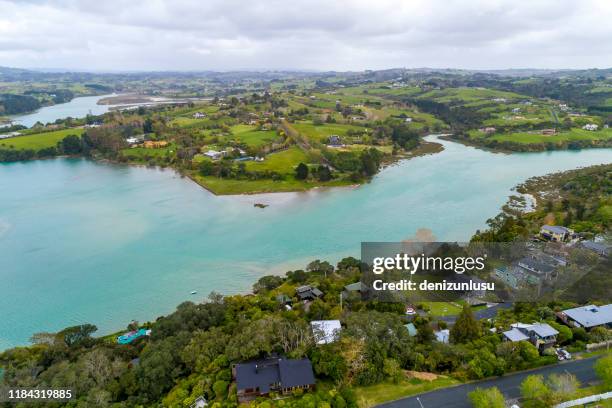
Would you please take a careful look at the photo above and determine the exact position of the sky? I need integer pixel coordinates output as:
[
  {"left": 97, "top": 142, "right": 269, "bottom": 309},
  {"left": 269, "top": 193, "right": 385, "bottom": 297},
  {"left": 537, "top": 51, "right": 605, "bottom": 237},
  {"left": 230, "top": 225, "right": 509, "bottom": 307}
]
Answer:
[{"left": 1, "top": 0, "right": 612, "bottom": 72}]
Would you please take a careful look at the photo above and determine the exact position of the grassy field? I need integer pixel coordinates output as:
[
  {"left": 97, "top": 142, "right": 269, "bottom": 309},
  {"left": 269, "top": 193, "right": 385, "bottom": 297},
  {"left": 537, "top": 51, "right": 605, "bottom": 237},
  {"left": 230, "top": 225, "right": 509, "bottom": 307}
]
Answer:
[
  {"left": 416, "top": 87, "right": 523, "bottom": 104},
  {"left": 421, "top": 301, "right": 463, "bottom": 316},
  {"left": 0, "top": 128, "right": 85, "bottom": 150},
  {"left": 230, "top": 125, "right": 278, "bottom": 148},
  {"left": 192, "top": 173, "right": 351, "bottom": 195},
  {"left": 488, "top": 127, "right": 612, "bottom": 144},
  {"left": 354, "top": 375, "right": 459, "bottom": 408},
  {"left": 120, "top": 144, "right": 175, "bottom": 160},
  {"left": 245, "top": 146, "right": 309, "bottom": 172},
  {"left": 293, "top": 122, "right": 363, "bottom": 143}
]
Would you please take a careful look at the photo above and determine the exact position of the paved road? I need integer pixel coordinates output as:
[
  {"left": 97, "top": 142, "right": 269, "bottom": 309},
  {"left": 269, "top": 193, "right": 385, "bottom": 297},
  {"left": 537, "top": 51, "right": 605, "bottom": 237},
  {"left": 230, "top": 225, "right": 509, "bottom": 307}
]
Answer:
[
  {"left": 438, "top": 302, "right": 512, "bottom": 325},
  {"left": 377, "top": 356, "right": 602, "bottom": 408}
]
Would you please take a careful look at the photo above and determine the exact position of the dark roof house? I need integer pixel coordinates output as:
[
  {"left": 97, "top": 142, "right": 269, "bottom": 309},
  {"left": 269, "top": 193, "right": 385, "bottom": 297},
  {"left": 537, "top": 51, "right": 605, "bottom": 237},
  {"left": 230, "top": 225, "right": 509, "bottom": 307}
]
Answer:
[
  {"left": 296, "top": 285, "right": 323, "bottom": 301},
  {"left": 233, "top": 357, "right": 315, "bottom": 402}
]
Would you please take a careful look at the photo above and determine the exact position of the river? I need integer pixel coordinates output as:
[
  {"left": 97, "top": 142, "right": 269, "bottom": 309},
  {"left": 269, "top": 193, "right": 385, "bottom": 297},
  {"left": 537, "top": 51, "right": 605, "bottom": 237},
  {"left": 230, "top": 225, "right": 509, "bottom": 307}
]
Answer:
[
  {"left": 0, "top": 137, "right": 610, "bottom": 349},
  {"left": 7, "top": 94, "right": 118, "bottom": 128}
]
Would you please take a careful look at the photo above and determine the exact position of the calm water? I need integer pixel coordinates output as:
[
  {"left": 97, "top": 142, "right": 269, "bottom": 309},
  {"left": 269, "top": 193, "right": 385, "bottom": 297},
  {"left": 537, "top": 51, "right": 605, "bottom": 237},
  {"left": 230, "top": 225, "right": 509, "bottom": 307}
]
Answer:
[
  {"left": 0, "top": 137, "right": 610, "bottom": 349},
  {"left": 9, "top": 94, "right": 116, "bottom": 127}
]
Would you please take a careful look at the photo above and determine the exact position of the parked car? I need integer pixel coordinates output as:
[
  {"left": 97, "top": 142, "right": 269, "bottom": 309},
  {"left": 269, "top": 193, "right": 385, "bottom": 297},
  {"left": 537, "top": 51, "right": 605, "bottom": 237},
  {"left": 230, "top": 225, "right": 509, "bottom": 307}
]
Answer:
[
  {"left": 560, "top": 349, "right": 571, "bottom": 360},
  {"left": 555, "top": 348, "right": 565, "bottom": 360}
]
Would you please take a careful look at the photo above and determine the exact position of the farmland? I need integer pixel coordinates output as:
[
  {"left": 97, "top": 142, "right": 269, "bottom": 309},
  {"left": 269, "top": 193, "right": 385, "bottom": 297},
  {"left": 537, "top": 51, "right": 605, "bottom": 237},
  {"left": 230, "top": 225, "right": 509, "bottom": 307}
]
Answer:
[{"left": 0, "top": 128, "right": 84, "bottom": 150}]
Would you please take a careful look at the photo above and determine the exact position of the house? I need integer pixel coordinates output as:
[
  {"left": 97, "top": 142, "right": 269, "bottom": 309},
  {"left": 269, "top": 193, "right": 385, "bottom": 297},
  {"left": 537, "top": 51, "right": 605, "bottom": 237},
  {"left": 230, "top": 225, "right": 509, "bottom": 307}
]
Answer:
[
  {"left": 233, "top": 357, "right": 315, "bottom": 402},
  {"left": 512, "top": 107, "right": 521, "bottom": 113},
  {"left": 503, "top": 323, "right": 558, "bottom": 350},
  {"left": 126, "top": 134, "right": 145, "bottom": 145},
  {"left": 404, "top": 323, "right": 418, "bottom": 337},
  {"left": 193, "top": 112, "right": 206, "bottom": 119},
  {"left": 117, "top": 328, "right": 151, "bottom": 344},
  {"left": 517, "top": 257, "right": 556, "bottom": 280},
  {"left": 434, "top": 329, "right": 450, "bottom": 343},
  {"left": 479, "top": 127, "right": 496, "bottom": 134},
  {"left": 276, "top": 294, "right": 292, "bottom": 306},
  {"left": 311, "top": 320, "right": 342, "bottom": 344},
  {"left": 582, "top": 123, "right": 598, "bottom": 131},
  {"left": 558, "top": 304, "right": 612, "bottom": 330},
  {"left": 295, "top": 285, "right": 323, "bottom": 301},
  {"left": 540, "top": 225, "right": 573, "bottom": 242},
  {"left": 342, "top": 281, "right": 369, "bottom": 300},
  {"left": 327, "top": 135, "right": 343, "bottom": 147},
  {"left": 541, "top": 128, "right": 557, "bottom": 136},
  {"left": 190, "top": 396, "right": 208, "bottom": 408},
  {"left": 580, "top": 241, "right": 610, "bottom": 257},
  {"left": 204, "top": 150, "right": 224, "bottom": 160},
  {"left": 143, "top": 141, "right": 169, "bottom": 149},
  {"left": 404, "top": 117, "right": 413, "bottom": 123}
]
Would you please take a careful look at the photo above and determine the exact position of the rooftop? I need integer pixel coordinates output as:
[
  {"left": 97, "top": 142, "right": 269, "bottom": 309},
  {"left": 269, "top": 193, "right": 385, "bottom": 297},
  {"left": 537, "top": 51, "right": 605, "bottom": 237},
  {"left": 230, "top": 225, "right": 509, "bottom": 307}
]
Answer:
[
  {"left": 541, "top": 225, "right": 571, "bottom": 234},
  {"left": 563, "top": 304, "right": 612, "bottom": 328}
]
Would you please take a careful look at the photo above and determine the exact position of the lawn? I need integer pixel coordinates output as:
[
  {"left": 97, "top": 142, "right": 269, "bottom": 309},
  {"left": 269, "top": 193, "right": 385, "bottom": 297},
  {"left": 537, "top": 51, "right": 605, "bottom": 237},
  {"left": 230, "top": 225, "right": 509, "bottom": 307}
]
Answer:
[
  {"left": 0, "top": 128, "right": 85, "bottom": 150},
  {"left": 192, "top": 174, "right": 351, "bottom": 195},
  {"left": 120, "top": 145, "right": 175, "bottom": 160},
  {"left": 353, "top": 375, "right": 459, "bottom": 408},
  {"left": 230, "top": 125, "right": 278, "bottom": 148},
  {"left": 421, "top": 301, "right": 463, "bottom": 317},
  {"left": 293, "top": 122, "right": 363, "bottom": 143},
  {"left": 245, "top": 146, "right": 309, "bottom": 173},
  {"left": 490, "top": 127, "right": 612, "bottom": 144}
]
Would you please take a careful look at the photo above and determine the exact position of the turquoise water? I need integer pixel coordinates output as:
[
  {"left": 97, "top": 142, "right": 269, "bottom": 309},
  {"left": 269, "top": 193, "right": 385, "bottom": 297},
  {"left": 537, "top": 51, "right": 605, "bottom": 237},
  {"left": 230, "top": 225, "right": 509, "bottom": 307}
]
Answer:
[
  {"left": 9, "top": 94, "right": 115, "bottom": 127},
  {"left": 0, "top": 137, "right": 610, "bottom": 349}
]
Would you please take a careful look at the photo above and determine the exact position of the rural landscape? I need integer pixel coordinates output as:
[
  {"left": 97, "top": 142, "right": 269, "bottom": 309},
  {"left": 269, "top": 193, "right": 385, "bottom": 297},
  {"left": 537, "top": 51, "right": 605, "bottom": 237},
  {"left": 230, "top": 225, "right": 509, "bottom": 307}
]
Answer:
[{"left": 1, "top": 0, "right": 612, "bottom": 407}]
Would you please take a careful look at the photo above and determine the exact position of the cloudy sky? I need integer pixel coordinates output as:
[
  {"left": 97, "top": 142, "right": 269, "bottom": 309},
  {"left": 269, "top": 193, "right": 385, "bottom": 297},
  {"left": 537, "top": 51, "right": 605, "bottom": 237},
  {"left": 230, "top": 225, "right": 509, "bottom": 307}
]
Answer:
[{"left": 1, "top": 0, "right": 611, "bottom": 72}]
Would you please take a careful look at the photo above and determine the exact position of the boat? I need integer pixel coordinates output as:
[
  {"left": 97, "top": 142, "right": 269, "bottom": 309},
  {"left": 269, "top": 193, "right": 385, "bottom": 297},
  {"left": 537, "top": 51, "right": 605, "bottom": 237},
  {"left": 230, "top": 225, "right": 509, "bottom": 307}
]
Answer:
[{"left": 190, "top": 290, "right": 197, "bottom": 295}]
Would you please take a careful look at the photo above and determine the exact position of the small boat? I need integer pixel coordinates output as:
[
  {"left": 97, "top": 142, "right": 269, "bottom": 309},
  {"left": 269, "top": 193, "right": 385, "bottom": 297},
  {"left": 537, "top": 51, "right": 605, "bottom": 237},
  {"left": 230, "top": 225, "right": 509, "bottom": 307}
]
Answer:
[{"left": 190, "top": 290, "right": 197, "bottom": 295}]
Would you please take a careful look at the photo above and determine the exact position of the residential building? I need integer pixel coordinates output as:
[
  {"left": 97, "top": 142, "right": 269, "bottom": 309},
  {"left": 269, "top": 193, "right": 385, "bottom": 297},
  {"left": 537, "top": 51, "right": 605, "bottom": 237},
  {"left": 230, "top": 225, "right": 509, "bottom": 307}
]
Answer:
[
  {"left": 190, "top": 396, "right": 208, "bottom": 408},
  {"left": 311, "top": 320, "right": 342, "bottom": 344},
  {"left": 517, "top": 257, "right": 556, "bottom": 280},
  {"left": 117, "top": 328, "right": 151, "bottom": 345},
  {"left": 434, "top": 329, "right": 450, "bottom": 343},
  {"left": 193, "top": 112, "right": 206, "bottom": 119},
  {"left": 479, "top": 127, "right": 496, "bottom": 134},
  {"left": 143, "top": 140, "right": 169, "bottom": 149},
  {"left": 233, "top": 357, "right": 315, "bottom": 402},
  {"left": 582, "top": 123, "right": 598, "bottom": 131},
  {"left": 126, "top": 134, "right": 145, "bottom": 145},
  {"left": 503, "top": 322, "right": 558, "bottom": 350},
  {"left": 558, "top": 304, "right": 612, "bottom": 330},
  {"left": 342, "top": 281, "right": 369, "bottom": 300},
  {"left": 327, "top": 135, "right": 343, "bottom": 147},
  {"left": 404, "top": 323, "right": 418, "bottom": 337},
  {"left": 541, "top": 128, "right": 557, "bottom": 135},
  {"left": 204, "top": 150, "right": 224, "bottom": 160},
  {"left": 295, "top": 285, "right": 323, "bottom": 301},
  {"left": 580, "top": 241, "right": 610, "bottom": 257},
  {"left": 404, "top": 117, "right": 413, "bottom": 123},
  {"left": 540, "top": 225, "right": 573, "bottom": 242}
]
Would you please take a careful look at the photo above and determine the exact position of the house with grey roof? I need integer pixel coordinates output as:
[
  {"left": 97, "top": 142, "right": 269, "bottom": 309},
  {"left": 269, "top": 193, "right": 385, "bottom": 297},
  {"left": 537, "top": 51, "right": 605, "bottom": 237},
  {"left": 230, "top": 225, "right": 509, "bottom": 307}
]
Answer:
[
  {"left": 233, "top": 357, "right": 315, "bottom": 402},
  {"left": 540, "top": 225, "right": 573, "bottom": 242},
  {"left": 517, "top": 257, "right": 556, "bottom": 280},
  {"left": 342, "top": 281, "right": 370, "bottom": 301},
  {"left": 502, "top": 322, "right": 558, "bottom": 351},
  {"left": 580, "top": 241, "right": 610, "bottom": 257},
  {"left": 296, "top": 285, "right": 323, "bottom": 301},
  {"left": 558, "top": 304, "right": 612, "bottom": 330}
]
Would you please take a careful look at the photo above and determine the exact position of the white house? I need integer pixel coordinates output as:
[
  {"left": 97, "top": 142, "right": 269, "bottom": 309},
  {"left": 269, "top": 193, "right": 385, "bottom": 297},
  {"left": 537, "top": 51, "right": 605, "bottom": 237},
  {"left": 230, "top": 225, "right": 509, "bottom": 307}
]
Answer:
[
  {"left": 193, "top": 112, "right": 206, "bottom": 119},
  {"left": 204, "top": 150, "right": 223, "bottom": 160},
  {"left": 434, "top": 329, "right": 450, "bottom": 343},
  {"left": 582, "top": 123, "right": 598, "bottom": 131},
  {"left": 311, "top": 320, "right": 342, "bottom": 344}
]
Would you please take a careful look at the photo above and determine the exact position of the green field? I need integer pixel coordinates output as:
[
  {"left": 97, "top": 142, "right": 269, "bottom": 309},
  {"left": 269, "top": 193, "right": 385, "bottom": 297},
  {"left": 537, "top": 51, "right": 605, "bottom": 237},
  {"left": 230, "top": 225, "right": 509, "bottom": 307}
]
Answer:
[
  {"left": 230, "top": 125, "right": 278, "bottom": 148},
  {"left": 0, "top": 128, "right": 85, "bottom": 150},
  {"left": 293, "top": 122, "right": 363, "bottom": 143},
  {"left": 193, "top": 173, "right": 351, "bottom": 195},
  {"left": 354, "top": 376, "right": 459, "bottom": 408},
  {"left": 416, "top": 87, "right": 523, "bottom": 103},
  {"left": 245, "top": 146, "right": 309, "bottom": 172},
  {"left": 120, "top": 144, "right": 175, "bottom": 160},
  {"left": 488, "top": 127, "right": 612, "bottom": 144}
]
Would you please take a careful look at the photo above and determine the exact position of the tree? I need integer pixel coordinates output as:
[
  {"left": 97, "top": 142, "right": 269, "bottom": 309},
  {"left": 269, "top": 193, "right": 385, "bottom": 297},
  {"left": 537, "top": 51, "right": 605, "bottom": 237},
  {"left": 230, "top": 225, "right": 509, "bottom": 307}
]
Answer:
[
  {"left": 594, "top": 354, "right": 612, "bottom": 389},
  {"left": 547, "top": 373, "right": 579, "bottom": 402},
  {"left": 450, "top": 305, "right": 481, "bottom": 344},
  {"left": 468, "top": 387, "right": 505, "bottom": 408},
  {"left": 57, "top": 324, "right": 98, "bottom": 347},
  {"left": 295, "top": 162, "right": 309, "bottom": 180},
  {"left": 253, "top": 275, "right": 284, "bottom": 293},
  {"left": 520, "top": 375, "right": 551, "bottom": 408},
  {"left": 59, "top": 134, "right": 83, "bottom": 154}
]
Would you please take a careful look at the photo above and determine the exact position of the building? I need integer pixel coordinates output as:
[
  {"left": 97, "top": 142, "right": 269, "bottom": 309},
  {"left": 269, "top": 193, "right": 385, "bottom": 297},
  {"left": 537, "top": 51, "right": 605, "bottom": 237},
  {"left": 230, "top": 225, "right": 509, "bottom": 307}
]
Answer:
[
  {"left": 204, "top": 150, "right": 223, "bottom": 160},
  {"left": 404, "top": 323, "right": 418, "bottom": 337},
  {"left": 512, "top": 107, "right": 521, "bottom": 113},
  {"left": 479, "top": 127, "right": 497, "bottom": 134},
  {"left": 502, "top": 323, "right": 558, "bottom": 350},
  {"left": 580, "top": 241, "right": 610, "bottom": 257},
  {"left": 233, "top": 357, "right": 315, "bottom": 402},
  {"left": 342, "top": 281, "right": 369, "bottom": 300},
  {"left": 517, "top": 257, "right": 556, "bottom": 280},
  {"left": 404, "top": 117, "right": 413, "bottom": 123},
  {"left": 558, "top": 304, "right": 612, "bottom": 330},
  {"left": 190, "top": 396, "right": 208, "bottom": 408},
  {"left": 295, "top": 285, "right": 323, "bottom": 301},
  {"left": 311, "top": 320, "right": 342, "bottom": 344},
  {"left": 117, "top": 328, "right": 151, "bottom": 345},
  {"left": 540, "top": 225, "right": 573, "bottom": 242},
  {"left": 582, "top": 123, "right": 598, "bottom": 131},
  {"left": 327, "top": 135, "right": 343, "bottom": 147},
  {"left": 193, "top": 112, "right": 206, "bottom": 119},
  {"left": 541, "top": 128, "right": 557, "bottom": 136},
  {"left": 143, "top": 140, "right": 169, "bottom": 149},
  {"left": 126, "top": 134, "right": 145, "bottom": 145},
  {"left": 434, "top": 329, "right": 450, "bottom": 343}
]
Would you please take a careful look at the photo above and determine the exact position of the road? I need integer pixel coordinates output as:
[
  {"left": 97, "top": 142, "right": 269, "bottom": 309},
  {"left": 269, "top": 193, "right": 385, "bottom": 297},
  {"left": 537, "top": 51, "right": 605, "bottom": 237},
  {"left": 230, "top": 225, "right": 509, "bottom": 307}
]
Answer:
[{"left": 377, "top": 356, "right": 602, "bottom": 408}]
